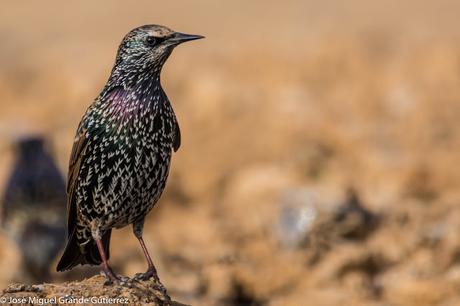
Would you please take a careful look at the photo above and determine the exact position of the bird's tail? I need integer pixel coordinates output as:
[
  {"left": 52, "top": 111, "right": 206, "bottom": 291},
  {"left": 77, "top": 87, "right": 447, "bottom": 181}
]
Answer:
[{"left": 56, "top": 229, "right": 111, "bottom": 271}]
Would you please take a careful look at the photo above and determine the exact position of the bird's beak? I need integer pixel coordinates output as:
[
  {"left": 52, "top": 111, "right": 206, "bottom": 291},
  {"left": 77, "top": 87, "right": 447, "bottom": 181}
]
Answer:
[{"left": 168, "top": 32, "right": 205, "bottom": 45}]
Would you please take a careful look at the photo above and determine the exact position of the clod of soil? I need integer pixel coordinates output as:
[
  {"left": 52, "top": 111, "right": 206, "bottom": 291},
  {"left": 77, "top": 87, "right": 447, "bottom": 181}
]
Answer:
[{"left": 1, "top": 276, "right": 189, "bottom": 306}]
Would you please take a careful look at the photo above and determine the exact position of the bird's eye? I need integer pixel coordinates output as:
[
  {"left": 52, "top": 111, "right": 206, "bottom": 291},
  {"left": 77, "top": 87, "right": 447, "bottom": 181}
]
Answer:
[
  {"left": 146, "top": 36, "right": 167, "bottom": 47},
  {"left": 146, "top": 36, "right": 157, "bottom": 47}
]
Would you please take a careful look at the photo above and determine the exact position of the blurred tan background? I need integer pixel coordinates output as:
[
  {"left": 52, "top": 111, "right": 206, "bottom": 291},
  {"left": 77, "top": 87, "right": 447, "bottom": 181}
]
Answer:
[{"left": 1, "top": 0, "right": 460, "bottom": 305}]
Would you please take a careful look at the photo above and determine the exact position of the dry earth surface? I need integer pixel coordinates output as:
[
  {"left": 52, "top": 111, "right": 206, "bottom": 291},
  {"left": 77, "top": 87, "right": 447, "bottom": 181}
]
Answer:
[{"left": 2, "top": 276, "right": 188, "bottom": 306}]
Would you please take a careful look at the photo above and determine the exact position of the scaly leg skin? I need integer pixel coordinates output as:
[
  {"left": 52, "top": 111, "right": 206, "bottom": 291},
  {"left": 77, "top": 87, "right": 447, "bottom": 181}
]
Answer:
[
  {"left": 94, "top": 235, "right": 131, "bottom": 286},
  {"left": 95, "top": 237, "right": 119, "bottom": 284},
  {"left": 132, "top": 219, "right": 170, "bottom": 301}
]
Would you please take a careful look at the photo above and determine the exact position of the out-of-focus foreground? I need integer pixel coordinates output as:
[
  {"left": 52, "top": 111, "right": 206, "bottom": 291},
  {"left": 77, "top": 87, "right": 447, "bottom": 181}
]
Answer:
[{"left": 1, "top": 1, "right": 460, "bottom": 305}]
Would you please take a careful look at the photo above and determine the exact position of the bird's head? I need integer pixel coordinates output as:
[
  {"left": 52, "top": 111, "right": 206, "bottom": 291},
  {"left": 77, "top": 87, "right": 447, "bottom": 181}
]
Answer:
[{"left": 111, "top": 24, "right": 203, "bottom": 84}]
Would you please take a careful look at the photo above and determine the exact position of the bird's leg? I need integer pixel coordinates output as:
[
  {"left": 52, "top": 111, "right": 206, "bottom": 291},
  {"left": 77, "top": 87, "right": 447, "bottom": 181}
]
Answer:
[
  {"left": 137, "top": 236, "right": 161, "bottom": 280},
  {"left": 93, "top": 233, "right": 120, "bottom": 284},
  {"left": 132, "top": 219, "right": 169, "bottom": 296},
  {"left": 91, "top": 230, "right": 121, "bottom": 284}
]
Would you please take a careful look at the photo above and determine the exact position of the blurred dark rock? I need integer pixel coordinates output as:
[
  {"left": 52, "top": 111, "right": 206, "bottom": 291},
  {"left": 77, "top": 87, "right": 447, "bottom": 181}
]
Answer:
[
  {"left": 337, "top": 252, "right": 391, "bottom": 286},
  {"left": 333, "top": 188, "right": 379, "bottom": 240},
  {"left": 221, "top": 279, "right": 266, "bottom": 306},
  {"left": 277, "top": 187, "right": 379, "bottom": 252},
  {"left": 1, "top": 136, "right": 66, "bottom": 282}
]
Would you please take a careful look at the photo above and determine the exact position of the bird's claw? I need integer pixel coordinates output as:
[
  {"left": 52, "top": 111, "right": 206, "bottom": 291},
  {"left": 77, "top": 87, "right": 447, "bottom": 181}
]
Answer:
[
  {"left": 101, "top": 269, "right": 132, "bottom": 287},
  {"left": 133, "top": 270, "right": 170, "bottom": 301},
  {"left": 133, "top": 268, "right": 160, "bottom": 281}
]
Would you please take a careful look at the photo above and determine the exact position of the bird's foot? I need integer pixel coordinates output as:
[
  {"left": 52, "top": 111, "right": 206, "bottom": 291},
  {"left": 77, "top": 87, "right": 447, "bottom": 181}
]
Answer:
[
  {"left": 101, "top": 269, "right": 132, "bottom": 287},
  {"left": 133, "top": 269, "right": 170, "bottom": 302},
  {"left": 133, "top": 268, "right": 158, "bottom": 281}
]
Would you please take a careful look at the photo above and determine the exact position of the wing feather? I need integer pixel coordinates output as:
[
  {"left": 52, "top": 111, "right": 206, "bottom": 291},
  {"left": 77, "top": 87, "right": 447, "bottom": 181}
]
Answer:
[{"left": 66, "top": 128, "right": 90, "bottom": 236}]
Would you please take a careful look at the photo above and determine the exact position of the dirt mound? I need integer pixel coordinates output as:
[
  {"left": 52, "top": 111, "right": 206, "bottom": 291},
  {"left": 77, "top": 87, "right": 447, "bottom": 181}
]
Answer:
[{"left": 1, "top": 276, "right": 189, "bottom": 306}]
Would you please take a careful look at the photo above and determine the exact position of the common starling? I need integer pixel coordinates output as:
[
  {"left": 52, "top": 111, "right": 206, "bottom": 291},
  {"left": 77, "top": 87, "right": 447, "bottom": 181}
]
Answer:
[
  {"left": 1, "top": 136, "right": 66, "bottom": 282},
  {"left": 56, "top": 25, "right": 203, "bottom": 288}
]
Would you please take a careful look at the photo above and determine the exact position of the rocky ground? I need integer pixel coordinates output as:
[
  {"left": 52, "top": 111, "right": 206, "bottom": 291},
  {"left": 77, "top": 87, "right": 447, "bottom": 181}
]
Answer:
[
  {"left": 1, "top": 1, "right": 460, "bottom": 305},
  {"left": 1, "top": 276, "right": 188, "bottom": 306}
]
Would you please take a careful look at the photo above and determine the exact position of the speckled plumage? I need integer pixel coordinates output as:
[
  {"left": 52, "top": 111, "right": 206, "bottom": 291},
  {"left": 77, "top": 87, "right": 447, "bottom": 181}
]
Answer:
[{"left": 57, "top": 25, "right": 203, "bottom": 284}]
